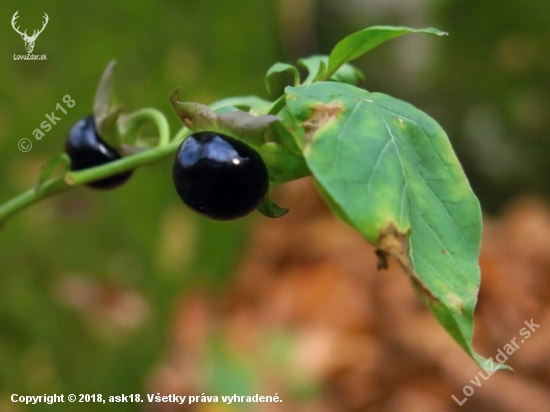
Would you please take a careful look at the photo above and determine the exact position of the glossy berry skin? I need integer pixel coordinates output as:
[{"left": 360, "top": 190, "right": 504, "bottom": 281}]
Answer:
[
  {"left": 173, "top": 131, "right": 269, "bottom": 221},
  {"left": 65, "top": 115, "right": 133, "bottom": 190}
]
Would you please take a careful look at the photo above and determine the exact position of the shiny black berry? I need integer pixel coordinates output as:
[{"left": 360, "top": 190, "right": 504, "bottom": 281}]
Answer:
[
  {"left": 65, "top": 115, "right": 133, "bottom": 190},
  {"left": 172, "top": 131, "right": 269, "bottom": 221}
]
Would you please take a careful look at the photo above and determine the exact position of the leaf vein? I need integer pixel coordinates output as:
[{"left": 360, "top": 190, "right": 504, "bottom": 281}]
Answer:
[
  {"left": 385, "top": 108, "right": 453, "bottom": 176},
  {"left": 414, "top": 251, "right": 456, "bottom": 292},
  {"left": 331, "top": 100, "right": 365, "bottom": 178},
  {"left": 366, "top": 139, "right": 392, "bottom": 192},
  {"left": 420, "top": 178, "right": 467, "bottom": 243},
  {"left": 414, "top": 211, "right": 469, "bottom": 285}
]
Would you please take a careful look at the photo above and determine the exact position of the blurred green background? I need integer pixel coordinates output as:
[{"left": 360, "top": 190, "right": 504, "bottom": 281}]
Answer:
[{"left": 0, "top": 0, "right": 549, "bottom": 411}]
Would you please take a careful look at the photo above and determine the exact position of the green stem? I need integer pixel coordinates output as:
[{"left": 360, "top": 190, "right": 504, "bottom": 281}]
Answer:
[
  {"left": 267, "top": 95, "right": 286, "bottom": 115},
  {"left": 120, "top": 108, "right": 171, "bottom": 146},
  {"left": 173, "top": 126, "right": 190, "bottom": 143},
  {"left": 0, "top": 179, "right": 69, "bottom": 227},
  {"left": 0, "top": 127, "right": 189, "bottom": 226}
]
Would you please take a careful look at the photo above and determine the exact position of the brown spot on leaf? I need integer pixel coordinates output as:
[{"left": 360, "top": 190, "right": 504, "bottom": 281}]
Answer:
[
  {"left": 303, "top": 102, "right": 343, "bottom": 145},
  {"left": 409, "top": 274, "right": 439, "bottom": 306},
  {"left": 376, "top": 223, "right": 439, "bottom": 305},
  {"left": 441, "top": 249, "right": 446, "bottom": 255},
  {"left": 376, "top": 224, "right": 412, "bottom": 275},
  {"left": 447, "top": 294, "right": 465, "bottom": 314}
]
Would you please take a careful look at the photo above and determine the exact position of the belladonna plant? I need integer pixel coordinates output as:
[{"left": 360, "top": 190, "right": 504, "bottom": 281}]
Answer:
[{"left": 0, "top": 26, "right": 511, "bottom": 373}]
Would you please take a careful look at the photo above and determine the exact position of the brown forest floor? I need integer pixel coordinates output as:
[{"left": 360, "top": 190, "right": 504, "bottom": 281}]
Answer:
[{"left": 150, "top": 178, "right": 550, "bottom": 412}]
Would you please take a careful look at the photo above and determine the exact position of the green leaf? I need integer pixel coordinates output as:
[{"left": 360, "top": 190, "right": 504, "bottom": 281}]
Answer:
[
  {"left": 214, "top": 106, "right": 240, "bottom": 115},
  {"left": 298, "top": 56, "right": 327, "bottom": 84},
  {"left": 93, "top": 60, "right": 123, "bottom": 148},
  {"left": 276, "top": 105, "right": 307, "bottom": 151},
  {"left": 321, "top": 26, "right": 447, "bottom": 80},
  {"left": 96, "top": 108, "right": 123, "bottom": 147},
  {"left": 257, "top": 195, "right": 289, "bottom": 218},
  {"left": 299, "top": 55, "right": 364, "bottom": 85},
  {"left": 284, "top": 82, "right": 509, "bottom": 372},
  {"left": 35, "top": 153, "right": 70, "bottom": 194},
  {"left": 330, "top": 62, "right": 364, "bottom": 86},
  {"left": 259, "top": 141, "right": 310, "bottom": 184},
  {"left": 264, "top": 117, "right": 302, "bottom": 156},
  {"left": 265, "top": 63, "right": 300, "bottom": 93}
]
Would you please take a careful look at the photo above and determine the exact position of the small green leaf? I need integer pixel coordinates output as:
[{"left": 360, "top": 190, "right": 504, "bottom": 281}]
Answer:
[
  {"left": 96, "top": 108, "right": 122, "bottom": 148},
  {"left": 93, "top": 60, "right": 123, "bottom": 148},
  {"left": 321, "top": 26, "right": 447, "bottom": 80},
  {"left": 257, "top": 195, "right": 289, "bottom": 218},
  {"left": 214, "top": 106, "right": 240, "bottom": 115},
  {"left": 94, "top": 60, "right": 119, "bottom": 117},
  {"left": 265, "top": 62, "right": 300, "bottom": 94},
  {"left": 330, "top": 62, "right": 364, "bottom": 86},
  {"left": 210, "top": 96, "right": 272, "bottom": 112},
  {"left": 35, "top": 153, "right": 70, "bottom": 194},
  {"left": 298, "top": 56, "right": 327, "bottom": 84},
  {"left": 299, "top": 55, "right": 364, "bottom": 85},
  {"left": 285, "top": 81, "right": 509, "bottom": 372}
]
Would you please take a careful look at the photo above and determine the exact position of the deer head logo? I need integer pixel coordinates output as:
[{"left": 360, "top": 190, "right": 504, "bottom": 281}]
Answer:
[{"left": 11, "top": 11, "right": 49, "bottom": 54}]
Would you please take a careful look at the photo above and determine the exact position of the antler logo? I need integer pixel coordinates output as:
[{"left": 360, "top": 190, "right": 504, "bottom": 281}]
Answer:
[{"left": 11, "top": 11, "right": 49, "bottom": 54}]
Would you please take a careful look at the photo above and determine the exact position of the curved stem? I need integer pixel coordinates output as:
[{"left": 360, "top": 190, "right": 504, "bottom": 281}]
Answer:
[
  {"left": 120, "top": 108, "right": 171, "bottom": 146},
  {"left": 173, "top": 126, "right": 190, "bottom": 143}
]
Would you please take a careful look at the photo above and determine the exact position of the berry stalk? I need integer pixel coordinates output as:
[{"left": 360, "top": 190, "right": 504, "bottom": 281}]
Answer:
[{"left": 0, "top": 127, "right": 189, "bottom": 226}]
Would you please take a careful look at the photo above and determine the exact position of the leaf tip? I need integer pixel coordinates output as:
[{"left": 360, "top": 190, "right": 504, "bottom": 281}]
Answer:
[
  {"left": 105, "top": 59, "right": 117, "bottom": 71},
  {"left": 170, "top": 88, "right": 182, "bottom": 106},
  {"left": 425, "top": 27, "right": 448, "bottom": 36},
  {"left": 257, "top": 196, "right": 289, "bottom": 218},
  {"left": 265, "top": 81, "right": 272, "bottom": 95}
]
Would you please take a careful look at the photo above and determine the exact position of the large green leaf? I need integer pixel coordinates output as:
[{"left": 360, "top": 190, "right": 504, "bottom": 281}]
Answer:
[
  {"left": 283, "top": 82, "right": 509, "bottom": 371},
  {"left": 320, "top": 26, "right": 447, "bottom": 80}
]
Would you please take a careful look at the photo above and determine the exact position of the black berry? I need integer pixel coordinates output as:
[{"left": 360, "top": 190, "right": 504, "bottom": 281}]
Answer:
[
  {"left": 65, "top": 115, "right": 133, "bottom": 190},
  {"left": 172, "top": 131, "right": 269, "bottom": 220}
]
